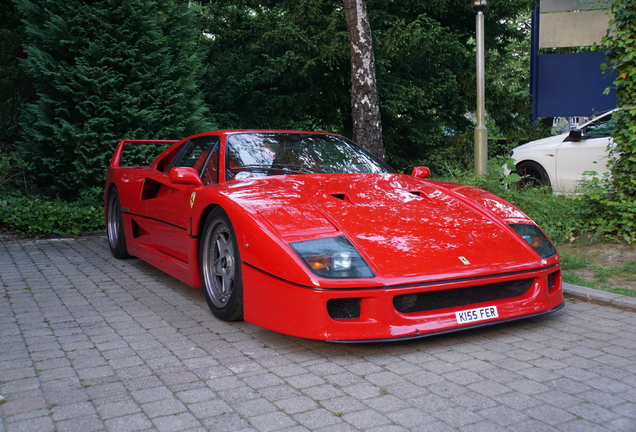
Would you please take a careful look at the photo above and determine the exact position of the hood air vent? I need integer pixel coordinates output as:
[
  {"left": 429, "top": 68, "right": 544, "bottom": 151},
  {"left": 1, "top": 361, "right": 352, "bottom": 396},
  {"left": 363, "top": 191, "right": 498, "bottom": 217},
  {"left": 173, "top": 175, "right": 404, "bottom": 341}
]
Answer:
[{"left": 330, "top": 193, "right": 353, "bottom": 203}]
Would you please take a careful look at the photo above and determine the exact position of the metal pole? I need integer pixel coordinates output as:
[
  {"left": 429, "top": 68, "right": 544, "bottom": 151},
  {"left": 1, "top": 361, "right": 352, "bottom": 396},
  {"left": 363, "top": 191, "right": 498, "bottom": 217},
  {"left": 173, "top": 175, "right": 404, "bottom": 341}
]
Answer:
[{"left": 474, "top": 9, "right": 488, "bottom": 176}]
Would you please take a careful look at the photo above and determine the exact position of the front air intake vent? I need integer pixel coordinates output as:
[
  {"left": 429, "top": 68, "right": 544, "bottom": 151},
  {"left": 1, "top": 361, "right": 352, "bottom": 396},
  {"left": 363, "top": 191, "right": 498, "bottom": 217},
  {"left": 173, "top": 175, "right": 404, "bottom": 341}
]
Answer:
[
  {"left": 394, "top": 279, "right": 534, "bottom": 314},
  {"left": 547, "top": 271, "right": 559, "bottom": 291},
  {"left": 327, "top": 298, "right": 361, "bottom": 319}
]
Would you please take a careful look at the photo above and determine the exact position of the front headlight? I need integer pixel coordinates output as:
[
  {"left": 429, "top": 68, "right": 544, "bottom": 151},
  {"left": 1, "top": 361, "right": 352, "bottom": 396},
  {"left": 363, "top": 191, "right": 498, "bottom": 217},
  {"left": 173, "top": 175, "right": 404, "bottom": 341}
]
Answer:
[
  {"left": 290, "top": 236, "right": 375, "bottom": 279},
  {"left": 509, "top": 224, "right": 556, "bottom": 258}
]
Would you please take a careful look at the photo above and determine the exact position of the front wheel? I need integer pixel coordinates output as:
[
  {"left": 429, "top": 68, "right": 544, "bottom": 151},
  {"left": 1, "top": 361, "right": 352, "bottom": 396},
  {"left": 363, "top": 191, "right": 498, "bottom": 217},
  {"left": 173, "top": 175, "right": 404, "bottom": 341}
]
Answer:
[
  {"left": 516, "top": 161, "right": 551, "bottom": 189},
  {"left": 107, "top": 188, "right": 130, "bottom": 259},
  {"left": 200, "top": 208, "right": 244, "bottom": 321}
]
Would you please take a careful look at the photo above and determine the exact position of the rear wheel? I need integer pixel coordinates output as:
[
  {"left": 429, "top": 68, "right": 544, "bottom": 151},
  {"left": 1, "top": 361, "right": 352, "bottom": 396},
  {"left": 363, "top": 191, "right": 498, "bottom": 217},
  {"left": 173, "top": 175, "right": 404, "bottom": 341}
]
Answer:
[
  {"left": 200, "top": 208, "right": 244, "bottom": 321},
  {"left": 107, "top": 188, "right": 130, "bottom": 258},
  {"left": 516, "top": 161, "right": 551, "bottom": 189}
]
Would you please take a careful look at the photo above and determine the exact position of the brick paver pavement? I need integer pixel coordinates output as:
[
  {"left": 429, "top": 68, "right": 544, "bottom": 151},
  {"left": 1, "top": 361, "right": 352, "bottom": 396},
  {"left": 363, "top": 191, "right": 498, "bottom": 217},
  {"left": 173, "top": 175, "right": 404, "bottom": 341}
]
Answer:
[{"left": 1, "top": 237, "right": 635, "bottom": 432}]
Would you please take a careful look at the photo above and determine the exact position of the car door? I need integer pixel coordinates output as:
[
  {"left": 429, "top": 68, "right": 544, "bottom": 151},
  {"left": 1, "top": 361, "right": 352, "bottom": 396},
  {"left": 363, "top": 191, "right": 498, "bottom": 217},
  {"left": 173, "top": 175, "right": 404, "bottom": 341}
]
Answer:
[
  {"left": 554, "top": 113, "right": 614, "bottom": 192},
  {"left": 144, "top": 135, "right": 220, "bottom": 263}
]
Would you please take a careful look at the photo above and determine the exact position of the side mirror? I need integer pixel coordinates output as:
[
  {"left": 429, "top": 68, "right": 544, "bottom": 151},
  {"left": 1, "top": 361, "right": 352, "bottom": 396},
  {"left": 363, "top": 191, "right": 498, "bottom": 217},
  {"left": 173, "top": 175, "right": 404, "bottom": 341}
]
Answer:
[
  {"left": 410, "top": 166, "right": 431, "bottom": 179},
  {"left": 567, "top": 128, "right": 586, "bottom": 141},
  {"left": 169, "top": 167, "right": 203, "bottom": 186}
]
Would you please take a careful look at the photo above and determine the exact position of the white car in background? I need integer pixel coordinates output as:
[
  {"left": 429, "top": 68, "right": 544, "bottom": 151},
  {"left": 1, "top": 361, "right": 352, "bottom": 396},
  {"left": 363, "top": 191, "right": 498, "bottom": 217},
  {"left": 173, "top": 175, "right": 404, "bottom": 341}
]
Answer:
[{"left": 508, "top": 109, "right": 617, "bottom": 193}]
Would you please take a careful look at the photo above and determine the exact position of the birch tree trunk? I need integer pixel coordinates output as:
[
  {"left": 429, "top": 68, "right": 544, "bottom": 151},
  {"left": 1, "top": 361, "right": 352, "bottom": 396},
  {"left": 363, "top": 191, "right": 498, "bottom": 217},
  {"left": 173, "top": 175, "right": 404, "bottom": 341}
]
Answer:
[{"left": 343, "top": 0, "right": 385, "bottom": 160}]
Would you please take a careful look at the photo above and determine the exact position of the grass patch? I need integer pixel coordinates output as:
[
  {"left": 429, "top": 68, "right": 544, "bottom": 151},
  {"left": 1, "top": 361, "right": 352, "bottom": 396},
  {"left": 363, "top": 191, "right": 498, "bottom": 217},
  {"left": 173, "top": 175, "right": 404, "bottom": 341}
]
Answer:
[
  {"left": 562, "top": 272, "right": 593, "bottom": 288},
  {"left": 560, "top": 254, "right": 592, "bottom": 270},
  {"left": 560, "top": 252, "right": 636, "bottom": 297}
]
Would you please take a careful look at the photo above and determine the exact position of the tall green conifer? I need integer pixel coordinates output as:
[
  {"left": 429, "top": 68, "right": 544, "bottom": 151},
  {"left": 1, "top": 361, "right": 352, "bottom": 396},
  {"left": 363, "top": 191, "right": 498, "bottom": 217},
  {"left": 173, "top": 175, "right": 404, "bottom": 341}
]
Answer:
[
  {"left": 0, "top": 0, "right": 34, "bottom": 151},
  {"left": 15, "top": 0, "right": 210, "bottom": 198}
]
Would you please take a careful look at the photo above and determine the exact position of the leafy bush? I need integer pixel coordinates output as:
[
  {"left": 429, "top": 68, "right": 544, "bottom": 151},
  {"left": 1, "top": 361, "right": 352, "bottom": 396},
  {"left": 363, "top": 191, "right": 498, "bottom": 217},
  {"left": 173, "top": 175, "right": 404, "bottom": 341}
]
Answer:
[
  {"left": 576, "top": 175, "right": 636, "bottom": 243},
  {"left": 590, "top": 0, "right": 636, "bottom": 242},
  {"left": 0, "top": 152, "right": 26, "bottom": 188},
  {"left": 0, "top": 187, "right": 104, "bottom": 236},
  {"left": 440, "top": 157, "right": 608, "bottom": 245}
]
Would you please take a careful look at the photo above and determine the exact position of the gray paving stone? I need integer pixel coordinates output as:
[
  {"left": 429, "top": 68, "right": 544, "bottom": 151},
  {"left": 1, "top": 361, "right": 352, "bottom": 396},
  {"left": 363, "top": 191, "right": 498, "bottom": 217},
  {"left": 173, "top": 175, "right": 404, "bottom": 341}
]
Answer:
[
  {"left": 188, "top": 398, "right": 233, "bottom": 419},
  {"left": 274, "top": 396, "right": 319, "bottom": 415},
  {"left": 478, "top": 404, "right": 529, "bottom": 426},
  {"left": 4, "top": 416, "right": 55, "bottom": 432},
  {"left": 341, "top": 408, "right": 392, "bottom": 429},
  {"left": 525, "top": 404, "right": 577, "bottom": 425},
  {"left": 386, "top": 407, "right": 437, "bottom": 429},
  {"left": 95, "top": 398, "right": 142, "bottom": 420},
  {"left": 283, "top": 373, "right": 326, "bottom": 389},
  {"left": 318, "top": 395, "right": 366, "bottom": 414},
  {"left": 432, "top": 406, "right": 483, "bottom": 429},
  {"left": 248, "top": 410, "right": 298, "bottom": 432},
  {"left": 605, "top": 416, "right": 636, "bottom": 432},
  {"left": 293, "top": 408, "right": 342, "bottom": 429},
  {"left": 459, "top": 421, "right": 511, "bottom": 432},
  {"left": 301, "top": 384, "right": 345, "bottom": 401},
  {"left": 54, "top": 415, "right": 103, "bottom": 432},
  {"left": 364, "top": 394, "right": 410, "bottom": 413},
  {"left": 1, "top": 237, "right": 635, "bottom": 432},
  {"left": 257, "top": 384, "right": 302, "bottom": 402},
  {"left": 104, "top": 413, "right": 153, "bottom": 432},
  {"left": 152, "top": 412, "right": 201, "bottom": 432}
]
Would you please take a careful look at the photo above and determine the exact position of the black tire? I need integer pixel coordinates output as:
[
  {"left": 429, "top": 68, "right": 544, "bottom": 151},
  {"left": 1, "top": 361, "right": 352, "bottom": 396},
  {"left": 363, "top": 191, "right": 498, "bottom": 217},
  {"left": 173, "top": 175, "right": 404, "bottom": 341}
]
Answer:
[
  {"left": 199, "top": 208, "right": 244, "bottom": 321},
  {"left": 516, "top": 161, "right": 551, "bottom": 189},
  {"left": 107, "top": 188, "right": 130, "bottom": 259}
]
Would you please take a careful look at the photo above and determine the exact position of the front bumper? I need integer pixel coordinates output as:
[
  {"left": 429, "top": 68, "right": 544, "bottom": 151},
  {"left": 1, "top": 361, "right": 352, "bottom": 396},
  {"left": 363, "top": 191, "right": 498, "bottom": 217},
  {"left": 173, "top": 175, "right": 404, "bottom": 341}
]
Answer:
[{"left": 242, "top": 263, "right": 564, "bottom": 342}]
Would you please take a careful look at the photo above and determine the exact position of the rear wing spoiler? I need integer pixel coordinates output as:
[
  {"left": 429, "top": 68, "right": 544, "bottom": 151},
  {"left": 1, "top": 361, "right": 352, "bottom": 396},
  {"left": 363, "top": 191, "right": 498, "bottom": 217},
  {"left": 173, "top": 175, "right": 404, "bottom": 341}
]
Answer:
[{"left": 109, "top": 139, "right": 179, "bottom": 168}]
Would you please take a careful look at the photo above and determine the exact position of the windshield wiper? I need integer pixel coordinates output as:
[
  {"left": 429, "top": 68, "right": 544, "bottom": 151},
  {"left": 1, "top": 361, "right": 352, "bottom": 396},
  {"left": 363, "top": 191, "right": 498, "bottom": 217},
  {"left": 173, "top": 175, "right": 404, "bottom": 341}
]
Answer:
[
  {"left": 272, "top": 164, "right": 327, "bottom": 174},
  {"left": 229, "top": 164, "right": 327, "bottom": 174}
]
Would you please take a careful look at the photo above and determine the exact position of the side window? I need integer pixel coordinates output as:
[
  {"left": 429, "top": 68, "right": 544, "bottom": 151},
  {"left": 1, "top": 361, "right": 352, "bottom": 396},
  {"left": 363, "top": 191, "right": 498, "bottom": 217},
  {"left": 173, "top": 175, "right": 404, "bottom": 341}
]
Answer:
[
  {"left": 202, "top": 145, "right": 220, "bottom": 185},
  {"left": 585, "top": 115, "right": 614, "bottom": 139},
  {"left": 171, "top": 136, "right": 220, "bottom": 175}
]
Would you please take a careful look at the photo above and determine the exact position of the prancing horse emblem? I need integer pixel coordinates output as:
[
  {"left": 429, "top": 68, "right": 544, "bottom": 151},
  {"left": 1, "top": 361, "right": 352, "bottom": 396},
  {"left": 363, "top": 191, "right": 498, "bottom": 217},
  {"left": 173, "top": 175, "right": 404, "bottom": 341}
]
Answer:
[{"left": 458, "top": 256, "right": 470, "bottom": 265}]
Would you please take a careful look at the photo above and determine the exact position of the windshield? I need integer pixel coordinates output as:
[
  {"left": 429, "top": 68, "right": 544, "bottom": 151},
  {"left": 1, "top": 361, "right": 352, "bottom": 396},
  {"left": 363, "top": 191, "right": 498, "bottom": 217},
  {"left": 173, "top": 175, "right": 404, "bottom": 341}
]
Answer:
[{"left": 226, "top": 133, "right": 395, "bottom": 179}]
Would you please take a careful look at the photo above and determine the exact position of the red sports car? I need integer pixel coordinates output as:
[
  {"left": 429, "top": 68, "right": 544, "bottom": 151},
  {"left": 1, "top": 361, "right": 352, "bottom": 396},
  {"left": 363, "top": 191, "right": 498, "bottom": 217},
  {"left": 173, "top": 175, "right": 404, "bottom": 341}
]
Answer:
[{"left": 105, "top": 130, "right": 564, "bottom": 342}]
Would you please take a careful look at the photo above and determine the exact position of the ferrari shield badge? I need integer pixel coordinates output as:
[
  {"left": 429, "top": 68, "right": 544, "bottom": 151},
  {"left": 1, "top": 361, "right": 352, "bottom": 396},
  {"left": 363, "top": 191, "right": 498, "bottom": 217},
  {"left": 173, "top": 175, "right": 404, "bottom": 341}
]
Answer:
[
  {"left": 190, "top": 192, "right": 196, "bottom": 208},
  {"left": 458, "top": 256, "right": 470, "bottom": 265}
]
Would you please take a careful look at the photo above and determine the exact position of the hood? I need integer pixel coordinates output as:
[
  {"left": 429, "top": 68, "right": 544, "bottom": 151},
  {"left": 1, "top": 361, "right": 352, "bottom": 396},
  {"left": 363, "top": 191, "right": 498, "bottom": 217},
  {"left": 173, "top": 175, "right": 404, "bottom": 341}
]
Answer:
[
  {"left": 225, "top": 174, "right": 545, "bottom": 282},
  {"left": 511, "top": 133, "right": 567, "bottom": 154}
]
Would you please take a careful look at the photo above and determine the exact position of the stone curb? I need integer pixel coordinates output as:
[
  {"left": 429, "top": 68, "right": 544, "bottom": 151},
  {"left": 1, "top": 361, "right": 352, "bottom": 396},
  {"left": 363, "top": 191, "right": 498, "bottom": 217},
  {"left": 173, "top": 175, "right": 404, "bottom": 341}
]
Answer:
[{"left": 563, "top": 282, "right": 636, "bottom": 311}]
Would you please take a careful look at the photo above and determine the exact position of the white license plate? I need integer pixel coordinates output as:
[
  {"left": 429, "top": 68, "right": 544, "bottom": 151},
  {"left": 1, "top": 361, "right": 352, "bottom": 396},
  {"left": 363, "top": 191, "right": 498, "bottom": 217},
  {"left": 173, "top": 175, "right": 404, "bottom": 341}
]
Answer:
[{"left": 455, "top": 306, "right": 499, "bottom": 324}]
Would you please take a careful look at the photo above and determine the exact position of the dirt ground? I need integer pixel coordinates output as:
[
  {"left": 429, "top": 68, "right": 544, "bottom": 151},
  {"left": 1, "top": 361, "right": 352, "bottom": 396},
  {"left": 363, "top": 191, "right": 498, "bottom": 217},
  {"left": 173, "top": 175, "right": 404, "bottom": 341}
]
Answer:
[{"left": 557, "top": 242, "right": 636, "bottom": 294}]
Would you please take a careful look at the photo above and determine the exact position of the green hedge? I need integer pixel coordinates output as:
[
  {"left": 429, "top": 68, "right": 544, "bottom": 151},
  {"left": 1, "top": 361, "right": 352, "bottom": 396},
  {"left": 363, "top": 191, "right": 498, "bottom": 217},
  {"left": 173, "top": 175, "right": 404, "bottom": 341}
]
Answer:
[{"left": 0, "top": 188, "right": 104, "bottom": 236}]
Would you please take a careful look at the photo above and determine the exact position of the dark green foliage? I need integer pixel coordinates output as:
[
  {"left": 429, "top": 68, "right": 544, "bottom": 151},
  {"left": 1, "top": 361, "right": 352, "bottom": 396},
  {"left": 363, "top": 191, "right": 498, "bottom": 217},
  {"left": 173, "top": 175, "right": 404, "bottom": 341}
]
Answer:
[
  {"left": 601, "top": 0, "right": 636, "bottom": 201},
  {"left": 370, "top": 0, "right": 538, "bottom": 173},
  {"left": 201, "top": 0, "right": 540, "bottom": 174},
  {"left": 451, "top": 156, "right": 633, "bottom": 245},
  {"left": 443, "top": 157, "right": 585, "bottom": 244},
  {"left": 583, "top": 0, "right": 636, "bottom": 243},
  {"left": 10, "top": 0, "right": 545, "bottom": 199},
  {"left": 576, "top": 176, "right": 636, "bottom": 243},
  {"left": 202, "top": 0, "right": 351, "bottom": 133},
  {"left": 0, "top": 187, "right": 104, "bottom": 235},
  {"left": 0, "top": 0, "right": 35, "bottom": 152},
  {"left": 15, "top": 0, "right": 211, "bottom": 199}
]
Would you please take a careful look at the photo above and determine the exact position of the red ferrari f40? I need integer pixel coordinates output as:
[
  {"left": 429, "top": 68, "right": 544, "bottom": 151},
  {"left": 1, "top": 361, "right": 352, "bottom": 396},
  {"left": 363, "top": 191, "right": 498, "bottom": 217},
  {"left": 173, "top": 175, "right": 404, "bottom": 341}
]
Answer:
[{"left": 105, "top": 130, "right": 564, "bottom": 342}]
